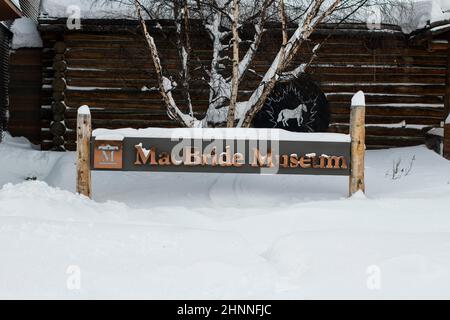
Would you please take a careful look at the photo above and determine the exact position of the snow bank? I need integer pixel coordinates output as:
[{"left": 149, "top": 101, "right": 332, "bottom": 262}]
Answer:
[
  {"left": 0, "top": 181, "right": 277, "bottom": 299},
  {"left": 0, "top": 133, "right": 68, "bottom": 186},
  {"left": 10, "top": 18, "right": 43, "bottom": 49},
  {"left": 93, "top": 128, "right": 351, "bottom": 143},
  {"left": 2, "top": 133, "right": 450, "bottom": 298}
]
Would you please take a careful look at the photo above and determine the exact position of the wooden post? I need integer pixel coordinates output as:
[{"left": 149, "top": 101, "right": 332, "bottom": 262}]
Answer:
[
  {"left": 76, "top": 105, "right": 92, "bottom": 198},
  {"left": 349, "top": 91, "right": 366, "bottom": 196}
]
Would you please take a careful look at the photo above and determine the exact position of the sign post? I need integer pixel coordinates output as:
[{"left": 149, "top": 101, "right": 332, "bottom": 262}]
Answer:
[
  {"left": 76, "top": 93, "right": 365, "bottom": 199},
  {"left": 349, "top": 91, "right": 366, "bottom": 196},
  {"left": 76, "top": 105, "right": 92, "bottom": 198}
]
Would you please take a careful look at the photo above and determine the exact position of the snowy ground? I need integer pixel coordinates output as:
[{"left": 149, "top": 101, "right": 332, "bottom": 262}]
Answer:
[{"left": 1, "top": 133, "right": 450, "bottom": 299}]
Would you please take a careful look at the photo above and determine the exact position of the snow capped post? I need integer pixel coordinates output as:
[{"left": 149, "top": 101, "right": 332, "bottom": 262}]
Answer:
[
  {"left": 76, "top": 105, "right": 92, "bottom": 198},
  {"left": 349, "top": 91, "right": 366, "bottom": 196}
]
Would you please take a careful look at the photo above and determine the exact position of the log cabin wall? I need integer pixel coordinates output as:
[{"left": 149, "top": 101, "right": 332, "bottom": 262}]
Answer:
[
  {"left": 35, "top": 19, "right": 449, "bottom": 151},
  {"left": 8, "top": 48, "right": 42, "bottom": 144}
]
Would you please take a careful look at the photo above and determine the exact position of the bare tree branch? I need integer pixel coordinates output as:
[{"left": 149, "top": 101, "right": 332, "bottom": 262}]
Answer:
[
  {"left": 239, "top": 0, "right": 342, "bottom": 127},
  {"left": 126, "top": 0, "right": 373, "bottom": 128},
  {"left": 227, "top": 0, "right": 240, "bottom": 127},
  {"left": 135, "top": 0, "right": 197, "bottom": 127}
]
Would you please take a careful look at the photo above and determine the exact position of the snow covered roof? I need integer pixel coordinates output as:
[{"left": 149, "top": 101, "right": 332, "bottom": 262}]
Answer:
[{"left": 10, "top": 17, "right": 42, "bottom": 49}]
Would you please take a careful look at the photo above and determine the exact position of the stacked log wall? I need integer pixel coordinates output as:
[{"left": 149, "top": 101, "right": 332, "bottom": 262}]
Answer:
[{"left": 34, "top": 19, "right": 450, "bottom": 150}]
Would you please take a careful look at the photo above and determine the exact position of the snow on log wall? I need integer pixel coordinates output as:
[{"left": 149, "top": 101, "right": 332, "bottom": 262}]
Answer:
[{"left": 32, "top": 19, "right": 449, "bottom": 150}]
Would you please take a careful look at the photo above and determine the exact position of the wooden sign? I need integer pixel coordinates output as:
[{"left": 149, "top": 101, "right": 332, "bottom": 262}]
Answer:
[
  {"left": 90, "top": 132, "right": 350, "bottom": 176},
  {"left": 93, "top": 140, "right": 123, "bottom": 169},
  {"left": 77, "top": 90, "right": 365, "bottom": 199}
]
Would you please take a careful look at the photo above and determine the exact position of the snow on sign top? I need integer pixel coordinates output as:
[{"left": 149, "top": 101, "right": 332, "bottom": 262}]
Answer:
[{"left": 92, "top": 128, "right": 351, "bottom": 143}]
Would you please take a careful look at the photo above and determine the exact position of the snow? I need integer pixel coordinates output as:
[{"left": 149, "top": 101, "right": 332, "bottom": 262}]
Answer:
[
  {"left": 162, "top": 77, "right": 173, "bottom": 92},
  {"left": 10, "top": 18, "right": 43, "bottom": 50},
  {"left": 40, "top": 0, "right": 136, "bottom": 19},
  {"left": 368, "top": 103, "right": 444, "bottom": 108},
  {"left": 38, "top": 0, "right": 450, "bottom": 34},
  {"left": 366, "top": 122, "right": 428, "bottom": 129},
  {"left": 1, "top": 132, "right": 450, "bottom": 298},
  {"left": 427, "top": 127, "right": 444, "bottom": 137},
  {"left": 95, "top": 134, "right": 125, "bottom": 141},
  {"left": 77, "top": 105, "right": 90, "bottom": 115},
  {"left": 430, "top": 23, "right": 450, "bottom": 32},
  {"left": 351, "top": 91, "right": 365, "bottom": 107},
  {"left": 427, "top": 0, "right": 450, "bottom": 23},
  {"left": 67, "top": 86, "right": 120, "bottom": 91},
  {"left": 332, "top": 121, "right": 430, "bottom": 130},
  {"left": 92, "top": 127, "right": 351, "bottom": 143},
  {"left": 141, "top": 85, "right": 157, "bottom": 92}
]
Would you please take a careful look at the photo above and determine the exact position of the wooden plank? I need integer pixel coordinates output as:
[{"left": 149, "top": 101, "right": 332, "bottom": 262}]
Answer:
[
  {"left": 63, "top": 74, "right": 446, "bottom": 88},
  {"left": 326, "top": 94, "right": 444, "bottom": 104},
  {"left": 308, "top": 66, "right": 447, "bottom": 75},
  {"left": 61, "top": 43, "right": 448, "bottom": 58},
  {"left": 321, "top": 84, "right": 445, "bottom": 96},
  {"left": 311, "top": 74, "right": 445, "bottom": 84},
  {"left": 9, "top": 49, "right": 42, "bottom": 66},
  {"left": 330, "top": 114, "right": 442, "bottom": 126}
]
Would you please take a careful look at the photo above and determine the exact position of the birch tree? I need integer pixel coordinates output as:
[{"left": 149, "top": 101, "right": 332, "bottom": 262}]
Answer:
[{"left": 120, "top": 0, "right": 371, "bottom": 127}]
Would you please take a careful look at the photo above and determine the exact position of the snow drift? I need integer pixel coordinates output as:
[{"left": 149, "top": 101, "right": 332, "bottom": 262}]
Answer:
[{"left": 1, "top": 133, "right": 450, "bottom": 298}]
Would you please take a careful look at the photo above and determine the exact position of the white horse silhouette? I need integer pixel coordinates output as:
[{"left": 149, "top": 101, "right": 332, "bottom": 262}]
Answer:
[{"left": 277, "top": 104, "right": 308, "bottom": 126}]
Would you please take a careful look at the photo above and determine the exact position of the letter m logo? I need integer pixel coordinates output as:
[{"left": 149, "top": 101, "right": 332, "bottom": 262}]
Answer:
[{"left": 93, "top": 140, "right": 123, "bottom": 169}]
